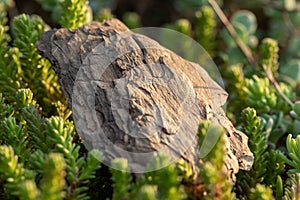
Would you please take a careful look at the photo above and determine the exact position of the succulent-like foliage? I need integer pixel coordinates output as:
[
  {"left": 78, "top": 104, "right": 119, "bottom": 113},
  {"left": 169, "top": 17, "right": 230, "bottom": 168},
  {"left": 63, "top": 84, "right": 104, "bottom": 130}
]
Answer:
[
  {"left": 110, "top": 158, "right": 132, "bottom": 200},
  {"left": 264, "top": 150, "right": 285, "bottom": 188},
  {"left": 174, "top": 18, "right": 192, "bottom": 36},
  {"left": 39, "top": 153, "right": 66, "bottom": 200},
  {"left": 242, "top": 75, "right": 277, "bottom": 112},
  {"left": 0, "top": 145, "right": 34, "bottom": 198},
  {"left": 59, "top": 0, "right": 92, "bottom": 29},
  {"left": 237, "top": 108, "right": 270, "bottom": 198},
  {"left": 283, "top": 173, "right": 300, "bottom": 200},
  {"left": 0, "top": 93, "right": 14, "bottom": 123},
  {"left": 0, "top": 145, "right": 68, "bottom": 200},
  {"left": 95, "top": 8, "right": 114, "bottom": 22},
  {"left": 22, "top": 105, "right": 48, "bottom": 153},
  {"left": 220, "top": 10, "right": 258, "bottom": 66},
  {"left": 12, "top": 14, "right": 63, "bottom": 111},
  {"left": 241, "top": 75, "right": 294, "bottom": 113},
  {"left": 35, "top": 0, "right": 63, "bottom": 23},
  {"left": 258, "top": 38, "right": 279, "bottom": 75},
  {"left": 0, "top": 88, "right": 101, "bottom": 200},
  {"left": 1, "top": 0, "right": 300, "bottom": 199},
  {"left": 280, "top": 134, "right": 300, "bottom": 174},
  {"left": 144, "top": 154, "right": 186, "bottom": 200},
  {"left": 109, "top": 154, "right": 186, "bottom": 200},
  {"left": 12, "top": 14, "right": 47, "bottom": 69},
  {"left": 0, "top": 117, "right": 29, "bottom": 163},
  {"left": 45, "top": 117, "right": 102, "bottom": 199},
  {"left": 136, "top": 185, "right": 158, "bottom": 200},
  {"left": 176, "top": 159, "right": 196, "bottom": 184},
  {"left": 0, "top": 6, "right": 21, "bottom": 102},
  {"left": 195, "top": 5, "right": 216, "bottom": 54},
  {"left": 198, "top": 121, "right": 235, "bottom": 200},
  {"left": 0, "top": 0, "right": 14, "bottom": 12},
  {"left": 122, "top": 12, "right": 141, "bottom": 29},
  {"left": 249, "top": 184, "right": 274, "bottom": 200}
]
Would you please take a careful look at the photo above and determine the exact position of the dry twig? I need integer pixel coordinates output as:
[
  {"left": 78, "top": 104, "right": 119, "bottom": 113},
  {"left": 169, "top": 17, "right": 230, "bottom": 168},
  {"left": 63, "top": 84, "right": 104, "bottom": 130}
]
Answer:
[{"left": 208, "top": 0, "right": 256, "bottom": 66}]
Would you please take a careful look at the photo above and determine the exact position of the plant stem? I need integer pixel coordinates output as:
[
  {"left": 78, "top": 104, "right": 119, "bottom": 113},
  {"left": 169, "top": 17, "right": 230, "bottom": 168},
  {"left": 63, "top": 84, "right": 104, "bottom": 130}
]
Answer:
[
  {"left": 282, "top": 12, "right": 300, "bottom": 39},
  {"left": 262, "top": 64, "right": 294, "bottom": 108},
  {"left": 262, "top": 0, "right": 300, "bottom": 12},
  {"left": 208, "top": 0, "right": 256, "bottom": 66}
]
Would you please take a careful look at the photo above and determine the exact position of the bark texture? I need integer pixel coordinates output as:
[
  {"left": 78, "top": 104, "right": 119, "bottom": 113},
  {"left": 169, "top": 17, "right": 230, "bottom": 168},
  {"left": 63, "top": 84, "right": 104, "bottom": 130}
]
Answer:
[{"left": 36, "top": 18, "right": 253, "bottom": 179}]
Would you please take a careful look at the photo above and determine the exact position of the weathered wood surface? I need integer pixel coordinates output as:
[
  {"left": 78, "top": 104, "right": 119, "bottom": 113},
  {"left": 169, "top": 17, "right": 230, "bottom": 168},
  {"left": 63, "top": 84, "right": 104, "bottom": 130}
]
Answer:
[{"left": 36, "top": 18, "right": 253, "bottom": 179}]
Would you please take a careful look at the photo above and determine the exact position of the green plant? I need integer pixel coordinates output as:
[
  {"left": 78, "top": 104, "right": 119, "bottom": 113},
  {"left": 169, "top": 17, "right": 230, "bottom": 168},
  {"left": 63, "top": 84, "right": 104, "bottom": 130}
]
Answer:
[
  {"left": 0, "top": 4, "right": 21, "bottom": 103},
  {"left": 236, "top": 108, "right": 287, "bottom": 199},
  {"left": 258, "top": 38, "right": 279, "bottom": 75},
  {"left": 0, "top": 1, "right": 105, "bottom": 199},
  {"left": 0, "top": 88, "right": 102, "bottom": 200},
  {"left": 1, "top": 0, "right": 300, "bottom": 199},
  {"left": 220, "top": 10, "right": 258, "bottom": 66},
  {"left": 280, "top": 134, "right": 300, "bottom": 174},
  {"left": 236, "top": 108, "right": 270, "bottom": 197},
  {"left": 198, "top": 121, "right": 235, "bottom": 199},
  {"left": 283, "top": 173, "right": 300, "bottom": 200},
  {"left": 249, "top": 184, "right": 274, "bottom": 200},
  {"left": 109, "top": 154, "right": 186, "bottom": 200},
  {"left": 59, "top": 0, "right": 92, "bottom": 29},
  {"left": 122, "top": 12, "right": 141, "bottom": 29},
  {"left": 195, "top": 5, "right": 216, "bottom": 54},
  {"left": 110, "top": 159, "right": 132, "bottom": 200},
  {"left": 95, "top": 8, "right": 113, "bottom": 22}
]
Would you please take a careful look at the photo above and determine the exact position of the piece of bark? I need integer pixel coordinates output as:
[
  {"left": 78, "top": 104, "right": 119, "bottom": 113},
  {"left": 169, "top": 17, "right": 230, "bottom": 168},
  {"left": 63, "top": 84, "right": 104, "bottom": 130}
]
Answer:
[{"left": 36, "top": 18, "right": 253, "bottom": 179}]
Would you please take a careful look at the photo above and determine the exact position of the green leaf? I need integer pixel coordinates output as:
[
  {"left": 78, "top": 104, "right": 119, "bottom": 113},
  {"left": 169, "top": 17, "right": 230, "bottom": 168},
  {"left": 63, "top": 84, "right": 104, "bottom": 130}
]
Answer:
[
  {"left": 0, "top": 145, "right": 36, "bottom": 198},
  {"left": 111, "top": 158, "right": 131, "bottom": 200},
  {"left": 293, "top": 101, "right": 300, "bottom": 116},
  {"left": 145, "top": 154, "right": 186, "bottom": 200},
  {"left": 79, "top": 150, "right": 102, "bottom": 180},
  {"left": 122, "top": 12, "right": 141, "bottom": 29},
  {"left": 137, "top": 185, "right": 158, "bottom": 200},
  {"left": 1, "top": 117, "right": 29, "bottom": 162},
  {"left": 194, "top": 5, "right": 216, "bottom": 53},
  {"left": 281, "top": 134, "right": 300, "bottom": 174},
  {"left": 258, "top": 38, "right": 279, "bottom": 75},
  {"left": 231, "top": 10, "right": 257, "bottom": 34},
  {"left": 283, "top": 173, "right": 300, "bottom": 199},
  {"left": 287, "top": 37, "right": 300, "bottom": 58},
  {"left": 249, "top": 184, "right": 274, "bottom": 200},
  {"left": 284, "top": 0, "right": 296, "bottom": 11},
  {"left": 280, "top": 59, "right": 300, "bottom": 87},
  {"left": 275, "top": 176, "right": 283, "bottom": 200},
  {"left": 0, "top": 0, "right": 14, "bottom": 11},
  {"left": 289, "top": 11, "right": 300, "bottom": 29},
  {"left": 19, "top": 180, "right": 40, "bottom": 200},
  {"left": 174, "top": 18, "right": 192, "bottom": 36},
  {"left": 40, "top": 153, "right": 66, "bottom": 200},
  {"left": 59, "top": 0, "right": 92, "bottom": 29},
  {"left": 35, "top": 0, "right": 63, "bottom": 23}
]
